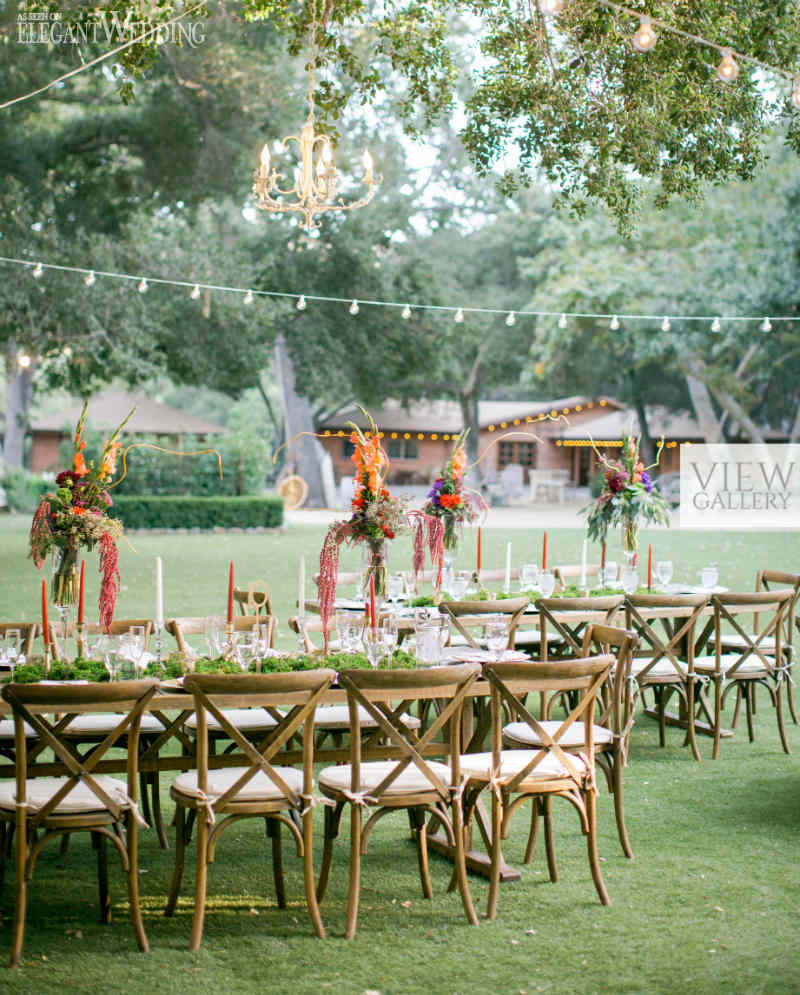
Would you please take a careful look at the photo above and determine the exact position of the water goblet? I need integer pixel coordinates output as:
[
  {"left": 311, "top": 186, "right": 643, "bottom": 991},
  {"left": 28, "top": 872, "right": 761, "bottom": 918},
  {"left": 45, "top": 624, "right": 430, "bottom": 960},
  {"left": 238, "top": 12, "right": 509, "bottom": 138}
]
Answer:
[
  {"left": 387, "top": 574, "right": 406, "bottom": 603},
  {"left": 539, "top": 569, "right": 556, "bottom": 599},
  {"left": 485, "top": 616, "right": 510, "bottom": 662},
  {"left": 3, "top": 629, "right": 22, "bottom": 675},
  {"left": 449, "top": 571, "right": 470, "bottom": 600},
  {"left": 655, "top": 560, "right": 673, "bottom": 590},
  {"left": 519, "top": 563, "right": 539, "bottom": 592},
  {"left": 104, "top": 640, "right": 124, "bottom": 682},
  {"left": 127, "top": 625, "right": 146, "bottom": 675},
  {"left": 382, "top": 615, "right": 399, "bottom": 666},
  {"left": 621, "top": 567, "right": 639, "bottom": 596},
  {"left": 362, "top": 627, "right": 384, "bottom": 669},
  {"left": 700, "top": 564, "right": 719, "bottom": 590},
  {"left": 603, "top": 562, "right": 619, "bottom": 588},
  {"left": 204, "top": 616, "right": 224, "bottom": 658}
]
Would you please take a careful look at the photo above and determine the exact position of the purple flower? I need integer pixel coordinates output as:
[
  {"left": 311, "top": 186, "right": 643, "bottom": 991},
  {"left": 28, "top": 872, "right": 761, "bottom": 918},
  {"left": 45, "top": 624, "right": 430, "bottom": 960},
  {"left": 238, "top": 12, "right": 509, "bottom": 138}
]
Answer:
[
  {"left": 427, "top": 478, "right": 444, "bottom": 507},
  {"left": 641, "top": 471, "right": 653, "bottom": 493}
]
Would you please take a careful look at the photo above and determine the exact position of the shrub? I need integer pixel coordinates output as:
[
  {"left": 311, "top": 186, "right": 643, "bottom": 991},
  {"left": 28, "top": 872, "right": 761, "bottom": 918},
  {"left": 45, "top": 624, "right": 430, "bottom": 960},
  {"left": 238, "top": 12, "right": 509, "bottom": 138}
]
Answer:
[
  {"left": 1, "top": 466, "right": 50, "bottom": 512},
  {"left": 109, "top": 495, "right": 283, "bottom": 530}
]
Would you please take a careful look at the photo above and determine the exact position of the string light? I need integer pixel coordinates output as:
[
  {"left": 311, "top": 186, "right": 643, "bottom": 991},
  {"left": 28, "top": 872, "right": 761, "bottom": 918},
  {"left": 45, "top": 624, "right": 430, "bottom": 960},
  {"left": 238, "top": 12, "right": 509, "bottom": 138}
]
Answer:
[
  {"left": 558, "top": 313, "right": 568, "bottom": 329},
  {"left": 505, "top": 311, "right": 516, "bottom": 326},
  {"left": 661, "top": 316, "right": 671, "bottom": 332},
  {"left": 32, "top": 262, "right": 43, "bottom": 278},
  {"left": 711, "top": 317, "right": 722, "bottom": 333},
  {"left": 717, "top": 49, "right": 740, "bottom": 82},
  {"left": 190, "top": 283, "right": 201, "bottom": 299},
  {"left": 402, "top": 304, "right": 412, "bottom": 319},
  {"left": 632, "top": 16, "right": 658, "bottom": 53},
  {"left": 760, "top": 317, "right": 772, "bottom": 332},
  {"left": 296, "top": 295, "right": 307, "bottom": 311},
  {"left": 137, "top": 278, "right": 148, "bottom": 293},
  {"left": 84, "top": 270, "right": 95, "bottom": 286},
  {"left": 454, "top": 308, "right": 464, "bottom": 323},
  {"left": 610, "top": 315, "right": 620, "bottom": 330},
  {"left": 244, "top": 290, "right": 254, "bottom": 304},
  {"left": 349, "top": 299, "right": 360, "bottom": 315},
  {"left": 17, "top": 353, "right": 32, "bottom": 368},
  {"left": 537, "top": 0, "right": 565, "bottom": 14}
]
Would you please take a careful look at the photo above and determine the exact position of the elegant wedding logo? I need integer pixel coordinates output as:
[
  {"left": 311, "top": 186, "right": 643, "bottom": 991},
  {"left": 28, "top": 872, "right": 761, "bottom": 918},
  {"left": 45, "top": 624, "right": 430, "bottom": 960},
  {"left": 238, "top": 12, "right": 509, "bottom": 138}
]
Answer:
[
  {"left": 679, "top": 444, "right": 800, "bottom": 529},
  {"left": 16, "top": 9, "right": 206, "bottom": 47}
]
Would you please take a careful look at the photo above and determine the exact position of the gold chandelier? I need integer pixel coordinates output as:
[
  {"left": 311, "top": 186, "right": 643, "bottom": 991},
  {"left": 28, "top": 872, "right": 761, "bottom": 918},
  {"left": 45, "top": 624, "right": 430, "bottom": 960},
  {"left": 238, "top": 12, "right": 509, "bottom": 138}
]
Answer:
[{"left": 252, "top": 12, "right": 380, "bottom": 232}]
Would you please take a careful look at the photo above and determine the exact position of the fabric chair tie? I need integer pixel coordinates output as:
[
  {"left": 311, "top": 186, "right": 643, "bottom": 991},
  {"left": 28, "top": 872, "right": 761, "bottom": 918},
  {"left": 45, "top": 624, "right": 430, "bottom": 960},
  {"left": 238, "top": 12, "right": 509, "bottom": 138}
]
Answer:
[
  {"left": 774, "top": 663, "right": 794, "bottom": 686},
  {"left": 449, "top": 776, "right": 469, "bottom": 807},
  {"left": 487, "top": 768, "right": 506, "bottom": 806},
  {"left": 341, "top": 788, "right": 378, "bottom": 808},
  {"left": 299, "top": 793, "right": 336, "bottom": 817},
  {"left": 191, "top": 789, "right": 217, "bottom": 826},
  {"left": 691, "top": 673, "right": 711, "bottom": 688}
]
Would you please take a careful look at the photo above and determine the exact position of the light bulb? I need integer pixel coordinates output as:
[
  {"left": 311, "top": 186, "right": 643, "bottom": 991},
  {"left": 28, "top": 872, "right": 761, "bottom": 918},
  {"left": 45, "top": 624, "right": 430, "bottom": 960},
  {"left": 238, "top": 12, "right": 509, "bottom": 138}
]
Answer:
[
  {"left": 632, "top": 16, "right": 657, "bottom": 52},
  {"left": 454, "top": 308, "right": 464, "bottom": 323},
  {"left": 610, "top": 315, "right": 620, "bottom": 330},
  {"left": 260, "top": 144, "right": 271, "bottom": 168},
  {"left": 537, "top": 0, "right": 565, "bottom": 14},
  {"left": 402, "top": 304, "right": 411, "bottom": 319},
  {"left": 760, "top": 317, "right": 772, "bottom": 332},
  {"left": 190, "top": 284, "right": 201, "bottom": 299},
  {"left": 362, "top": 149, "right": 373, "bottom": 174},
  {"left": 32, "top": 262, "right": 43, "bottom": 278},
  {"left": 349, "top": 299, "right": 360, "bottom": 315},
  {"left": 316, "top": 156, "right": 326, "bottom": 177},
  {"left": 244, "top": 290, "right": 254, "bottom": 305},
  {"left": 296, "top": 295, "right": 306, "bottom": 311},
  {"left": 321, "top": 142, "right": 333, "bottom": 165},
  {"left": 505, "top": 311, "right": 516, "bottom": 326},
  {"left": 661, "top": 316, "right": 671, "bottom": 332},
  {"left": 17, "top": 353, "right": 32, "bottom": 368},
  {"left": 62, "top": 346, "right": 72, "bottom": 358},
  {"left": 717, "top": 49, "right": 739, "bottom": 82},
  {"left": 792, "top": 79, "right": 800, "bottom": 110},
  {"left": 711, "top": 317, "right": 722, "bottom": 333},
  {"left": 558, "top": 313, "right": 567, "bottom": 329},
  {"left": 84, "top": 270, "right": 95, "bottom": 286},
  {"left": 138, "top": 278, "right": 148, "bottom": 293}
]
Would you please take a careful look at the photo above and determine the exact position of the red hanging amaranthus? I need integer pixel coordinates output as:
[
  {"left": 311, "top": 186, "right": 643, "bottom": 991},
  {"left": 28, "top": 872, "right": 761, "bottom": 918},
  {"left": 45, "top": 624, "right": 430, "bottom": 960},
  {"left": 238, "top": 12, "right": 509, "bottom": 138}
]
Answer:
[
  {"left": 98, "top": 531, "right": 121, "bottom": 632},
  {"left": 408, "top": 510, "right": 444, "bottom": 586}
]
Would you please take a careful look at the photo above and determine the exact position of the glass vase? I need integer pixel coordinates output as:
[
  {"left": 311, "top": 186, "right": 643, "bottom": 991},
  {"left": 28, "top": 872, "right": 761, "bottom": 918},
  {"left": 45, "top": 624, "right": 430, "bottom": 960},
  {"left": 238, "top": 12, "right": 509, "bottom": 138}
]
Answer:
[
  {"left": 622, "top": 518, "right": 639, "bottom": 566},
  {"left": 52, "top": 545, "right": 79, "bottom": 607},
  {"left": 362, "top": 540, "right": 388, "bottom": 600}
]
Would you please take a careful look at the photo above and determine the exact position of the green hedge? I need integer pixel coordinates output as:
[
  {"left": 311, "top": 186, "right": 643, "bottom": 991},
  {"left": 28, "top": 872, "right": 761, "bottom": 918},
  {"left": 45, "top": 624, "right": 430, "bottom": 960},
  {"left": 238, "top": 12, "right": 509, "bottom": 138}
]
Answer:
[{"left": 109, "top": 495, "right": 283, "bottom": 530}]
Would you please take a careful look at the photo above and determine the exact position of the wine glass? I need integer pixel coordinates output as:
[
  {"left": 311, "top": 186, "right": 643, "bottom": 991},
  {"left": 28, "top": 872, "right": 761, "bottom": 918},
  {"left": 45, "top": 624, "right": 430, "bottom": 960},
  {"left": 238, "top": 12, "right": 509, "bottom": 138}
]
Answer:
[
  {"left": 382, "top": 615, "right": 398, "bottom": 667},
  {"left": 126, "top": 625, "right": 146, "bottom": 675},
  {"left": 84, "top": 631, "right": 110, "bottom": 661},
  {"left": 655, "top": 560, "right": 673, "bottom": 590},
  {"left": 603, "top": 562, "right": 619, "bottom": 588},
  {"left": 519, "top": 563, "right": 539, "bottom": 591},
  {"left": 539, "top": 569, "right": 556, "bottom": 599},
  {"left": 449, "top": 571, "right": 470, "bottom": 600},
  {"left": 621, "top": 567, "right": 639, "bottom": 596},
  {"left": 387, "top": 574, "right": 405, "bottom": 604},
  {"left": 204, "top": 616, "right": 224, "bottom": 658},
  {"left": 336, "top": 611, "right": 355, "bottom": 649},
  {"left": 2, "top": 629, "right": 22, "bottom": 675},
  {"left": 344, "top": 623, "right": 364, "bottom": 654},
  {"left": 485, "top": 616, "right": 509, "bottom": 662},
  {"left": 700, "top": 565, "right": 719, "bottom": 590},
  {"left": 104, "top": 642, "right": 123, "bottom": 682},
  {"left": 362, "top": 628, "right": 384, "bottom": 669}
]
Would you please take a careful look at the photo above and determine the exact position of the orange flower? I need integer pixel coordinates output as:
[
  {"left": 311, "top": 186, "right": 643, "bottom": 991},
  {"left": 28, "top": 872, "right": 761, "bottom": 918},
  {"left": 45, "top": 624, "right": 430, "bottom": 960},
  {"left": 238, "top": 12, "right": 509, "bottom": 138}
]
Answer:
[
  {"left": 71, "top": 506, "right": 87, "bottom": 516},
  {"left": 100, "top": 441, "right": 120, "bottom": 480},
  {"left": 451, "top": 446, "right": 467, "bottom": 478},
  {"left": 73, "top": 450, "right": 88, "bottom": 476},
  {"left": 440, "top": 492, "right": 462, "bottom": 509}
]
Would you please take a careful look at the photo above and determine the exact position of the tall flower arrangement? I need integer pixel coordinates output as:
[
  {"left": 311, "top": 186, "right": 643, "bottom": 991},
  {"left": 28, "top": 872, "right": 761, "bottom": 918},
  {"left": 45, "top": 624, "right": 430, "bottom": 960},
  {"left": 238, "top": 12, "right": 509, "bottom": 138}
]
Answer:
[
  {"left": 422, "top": 430, "right": 486, "bottom": 551},
  {"left": 317, "top": 408, "right": 442, "bottom": 650},
  {"left": 583, "top": 433, "right": 670, "bottom": 556},
  {"left": 29, "top": 401, "right": 133, "bottom": 629}
]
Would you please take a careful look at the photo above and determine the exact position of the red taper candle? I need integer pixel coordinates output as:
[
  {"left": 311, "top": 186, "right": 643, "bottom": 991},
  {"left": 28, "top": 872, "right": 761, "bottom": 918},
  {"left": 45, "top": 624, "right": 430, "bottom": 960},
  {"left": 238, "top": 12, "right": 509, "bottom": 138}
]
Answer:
[
  {"left": 542, "top": 532, "right": 547, "bottom": 570},
  {"left": 78, "top": 559, "right": 86, "bottom": 625},
  {"left": 369, "top": 573, "right": 377, "bottom": 631},
  {"left": 477, "top": 526, "right": 482, "bottom": 572},
  {"left": 647, "top": 544, "right": 653, "bottom": 591},
  {"left": 601, "top": 541, "right": 606, "bottom": 570},
  {"left": 41, "top": 579, "right": 50, "bottom": 645},
  {"left": 227, "top": 562, "right": 234, "bottom": 624}
]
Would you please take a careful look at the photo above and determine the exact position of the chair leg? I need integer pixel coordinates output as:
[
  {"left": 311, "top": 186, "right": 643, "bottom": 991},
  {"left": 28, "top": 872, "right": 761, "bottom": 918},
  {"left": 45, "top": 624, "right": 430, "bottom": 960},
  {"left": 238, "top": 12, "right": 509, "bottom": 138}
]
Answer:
[
  {"left": 731, "top": 685, "right": 743, "bottom": 729},
  {"left": 543, "top": 796, "right": 558, "bottom": 883},
  {"left": 93, "top": 831, "right": 112, "bottom": 924},
  {"left": 656, "top": 688, "right": 667, "bottom": 748},
  {"left": 189, "top": 815, "right": 209, "bottom": 951},
  {"left": 267, "top": 818, "right": 286, "bottom": 909},
  {"left": 9, "top": 821, "right": 28, "bottom": 968},
  {"left": 125, "top": 816, "right": 149, "bottom": 953},
  {"left": 523, "top": 798, "right": 540, "bottom": 865},
  {"left": 611, "top": 758, "right": 633, "bottom": 859},
  {"left": 776, "top": 679, "right": 791, "bottom": 755},
  {"left": 745, "top": 683, "right": 755, "bottom": 742},
  {"left": 712, "top": 678, "right": 723, "bottom": 760},
  {"left": 344, "top": 804, "right": 362, "bottom": 941},
  {"left": 165, "top": 805, "right": 186, "bottom": 917},
  {"left": 150, "top": 772, "right": 168, "bottom": 850},
  {"left": 486, "top": 787, "right": 503, "bottom": 921},
  {"left": 585, "top": 789, "right": 610, "bottom": 906},
  {"left": 139, "top": 771, "right": 153, "bottom": 827},
  {"left": 686, "top": 680, "right": 701, "bottom": 762},
  {"left": 302, "top": 807, "right": 325, "bottom": 938},
  {"left": 316, "top": 803, "right": 341, "bottom": 904},
  {"left": 786, "top": 671, "right": 798, "bottom": 725},
  {"left": 451, "top": 795, "right": 478, "bottom": 927},
  {"left": 411, "top": 808, "right": 433, "bottom": 900}
]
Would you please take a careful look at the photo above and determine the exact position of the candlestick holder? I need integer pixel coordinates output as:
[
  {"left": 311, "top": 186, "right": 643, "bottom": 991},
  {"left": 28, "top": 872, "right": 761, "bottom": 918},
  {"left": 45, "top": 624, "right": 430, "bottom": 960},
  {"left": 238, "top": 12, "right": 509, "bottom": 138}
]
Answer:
[
  {"left": 55, "top": 604, "right": 74, "bottom": 663},
  {"left": 296, "top": 617, "right": 308, "bottom": 654},
  {"left": 153, "top": 621, "right": 165, "bottom": 670},
  {"left": 76, "top": 621, "right": 86, "bottom": 659},
  {"left": 43, "top": 643, "right": 51, "bottom": 675}
]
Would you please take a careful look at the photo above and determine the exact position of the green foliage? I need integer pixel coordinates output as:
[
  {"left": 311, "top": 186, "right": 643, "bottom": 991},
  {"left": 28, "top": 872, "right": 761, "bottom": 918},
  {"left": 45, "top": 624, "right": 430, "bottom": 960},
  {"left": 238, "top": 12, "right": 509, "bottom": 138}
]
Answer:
[
  {"left": 1, "top": 465, "right": 50, "bottom": 512},
  {"left": 109, "top": 495, "right": 284, "bottom": 529}
]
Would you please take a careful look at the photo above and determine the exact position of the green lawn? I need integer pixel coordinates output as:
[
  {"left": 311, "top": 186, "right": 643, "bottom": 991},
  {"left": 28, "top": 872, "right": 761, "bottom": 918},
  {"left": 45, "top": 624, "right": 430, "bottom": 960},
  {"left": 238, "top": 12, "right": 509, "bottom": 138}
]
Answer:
[{"left": 1, "top": 515, "right": 799, "bottom": 993}]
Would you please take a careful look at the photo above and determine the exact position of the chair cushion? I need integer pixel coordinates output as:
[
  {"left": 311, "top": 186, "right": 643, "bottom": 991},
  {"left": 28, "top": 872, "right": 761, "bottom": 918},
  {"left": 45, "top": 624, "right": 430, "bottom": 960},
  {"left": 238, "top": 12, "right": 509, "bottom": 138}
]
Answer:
[
  {"left": 513, "top": 631, "right": 564, "bottom": 647},
  {"left": 312, "top": 705, "right": 421, "bottom": 731},
  {"left": 172, "top": 765, "right": 303, "bottom": 804},
  {"left": 459, "top": 749, "right": 589, "bottom": 783},
  {"left": 0, "top": 719, "right": 36, "bottom": 740},
  {"left": 502, "top": 720, "right": 614, "bottom": 749},
  {"left": 62, "top": 713, "right": 164, "bottom": 736},
  {"left": 184, "top": 708, "right": 279, "bottom": 733},
  {"left": 631, "top": 658, "right": 687, "bottom": 679},
  {"left": 693, "top": 654, "right": 773, "bottom": 676},
  {"left": 318, "top": 760, "right": 454, "bottom": 797},
  {"left": 0, "top": 775, "right": 131, "bottom": 815}
]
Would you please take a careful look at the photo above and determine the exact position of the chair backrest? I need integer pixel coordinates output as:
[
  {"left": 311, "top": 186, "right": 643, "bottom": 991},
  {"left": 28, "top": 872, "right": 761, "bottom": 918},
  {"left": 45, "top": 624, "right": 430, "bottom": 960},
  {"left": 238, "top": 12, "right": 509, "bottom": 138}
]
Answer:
[
  {"left": 537, "top": 595, "right": 625, "bottom": 660},
  {"left": 581, "top": 623, "right": 640, "bottom": 752},
  {"left": 50, "top": 618, "right": 153, "bottom": 661},
  {"left": 552, "top": 564, "right": 603, "bottom": 593},
  {"left": 440, "top": 597, "right": 530, "bottom": 650},
  {"left": 288, "top": 615, "right": 337, "bottom": 654},
  {"left": 483, "top": 655, "right": 614, "bottom": 793},
  {"left": 166, "top": 615, "right": 273, "bottom": 661},
  {"left": 234, "top": 583, "right": 273, "bottom": 620},
  {"left": 337, "top": 663, "right": 481, "bottom": 801},
  {"left": 476, "top": 568, "right": 520, "bottom": 583},
  {"left": 184, "top": 670, "right": 335, "bottom": 811},
  {"left": 312, "top": 570, "right": 363, "bottom": 590},
  {"left": 756, "top": 570, "right": 800, "bottom": 644},
  {"left": 625, "top": 593, "right": 709, "bottom": 681},
  {"left": 0, "top": 621, "right": 39, "bottom": 658},
  {"left": 709, "top": 590, "right": 794, "bottom": 678},
  {"left": 1, "top": 679, "right": 159, "bottom": 827}
]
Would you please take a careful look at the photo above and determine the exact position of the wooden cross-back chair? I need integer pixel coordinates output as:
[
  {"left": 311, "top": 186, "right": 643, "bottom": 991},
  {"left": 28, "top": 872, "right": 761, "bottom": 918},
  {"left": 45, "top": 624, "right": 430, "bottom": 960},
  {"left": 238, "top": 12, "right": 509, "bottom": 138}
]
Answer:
[
  {"left": 165, "top": 614, "right": 271, "bottom": 662},
  {"left": 692, "top": 590, "right": 794, "bottom": 758},
  {"left": 0, "top": 679, "right": 159, "bottom": 967},
  {"left": 316, "top": 664, "right": 482, "bottom": 939},
  {"left": 536, "top": 595, "right": 625, "bottom": 664},
  {"left": 164, "top": 669, "right": 335, "bottom": 948},
  {"left": 0, "top": 622, "right": 39, "bottom": 660},
  {"left": 552, "top": 563, "right": 603, "bottom": 593},
  {"left": 503, "top": 624, "right": 640, "bottom": 861},
  {"left": 625, "top": 593, "right": 709, "bottom": 761},
  {"left": 234, "top": 583, "right": 274, "bottom": 634},
  {"left": 460, "top": 655, "right": 615, "bottom": 919},
  {"left": 48, "top": 618, "right": 153, "bottom": 663},
  {"left": 439, "top": 597, "right": 530, "bottom": 651}
]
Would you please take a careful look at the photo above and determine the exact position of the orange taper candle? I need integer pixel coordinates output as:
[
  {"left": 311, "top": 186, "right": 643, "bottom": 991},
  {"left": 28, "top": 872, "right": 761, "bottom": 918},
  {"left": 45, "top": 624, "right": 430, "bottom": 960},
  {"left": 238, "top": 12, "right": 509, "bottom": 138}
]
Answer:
[
  {"left": 477, "top": 526, "right": 482, "bottom": 572},
  {"left": 41, "top": 579, "right": 50, "bottom": 645},
  {"left": 647, "top": 544, "right": 653, "bottom": 590},
  {"left": 227, "top": 562, "right": 235, "bottom": 624},
  {"left": 369, "top": 573, "right": 377, "bottom": 631},
  {"left": 542, "top": 532, "right": 547, "bottom": 570},
  {"left": 601, "top": 541, "right": 606, "bottom": 570},
  {"left": 78, "top": 559, "right": 86, "bottom": 625}
]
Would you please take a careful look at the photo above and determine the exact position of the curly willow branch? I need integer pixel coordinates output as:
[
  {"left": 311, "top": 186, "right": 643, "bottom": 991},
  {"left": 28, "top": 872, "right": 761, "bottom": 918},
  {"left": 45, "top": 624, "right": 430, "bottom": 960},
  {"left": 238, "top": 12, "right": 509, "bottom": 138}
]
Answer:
[{"left": 109, "top": 444, "right": 223, "bottom": 490}]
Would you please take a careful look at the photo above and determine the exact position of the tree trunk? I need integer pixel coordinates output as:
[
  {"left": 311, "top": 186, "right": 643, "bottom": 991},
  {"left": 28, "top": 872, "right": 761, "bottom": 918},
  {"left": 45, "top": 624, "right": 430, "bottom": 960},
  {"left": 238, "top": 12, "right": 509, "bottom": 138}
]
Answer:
[
  {"left": 709, "top": 384, "right": 767, "bottom": 445},
  {"left": 459, "top": 389, "right": 482, "bottom": 486},
  {"left": 272, "top": 333, "right": 325, "bottom": 507},
  {"left": 3, "top": 345, "right": 35, "bottom": 467},
  {"left": 681, "top": 356, "right": 724, "bottom": 443},
  {"left": 789, "top": 405, "right": 800, "bottom": 444},
  {"left": 630, "top": 375, "right": 655, "bottom": 463}
]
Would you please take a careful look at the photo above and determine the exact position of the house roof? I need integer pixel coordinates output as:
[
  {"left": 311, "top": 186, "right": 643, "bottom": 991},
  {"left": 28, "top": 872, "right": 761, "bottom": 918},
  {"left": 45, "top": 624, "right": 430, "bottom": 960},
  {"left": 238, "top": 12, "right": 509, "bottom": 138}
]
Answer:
[
  {"left": 30, "top": 391, "right": 226, "bottom": 436},
  {"left": 320, "top": 396, "right": 620, "bottom": 434},
  {"left": 554, "top": 407, "right": 703, "bottom": 441}
]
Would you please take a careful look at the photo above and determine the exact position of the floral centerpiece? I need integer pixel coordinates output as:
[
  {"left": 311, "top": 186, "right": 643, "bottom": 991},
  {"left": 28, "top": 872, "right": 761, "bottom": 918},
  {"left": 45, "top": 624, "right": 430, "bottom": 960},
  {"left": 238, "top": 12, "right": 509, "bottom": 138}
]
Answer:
[
  {"left": 317, "top": 408, "right": 442, "bottom": 650},
  {"left": 422, "top": 429, "right": 486, "bottom": 552},
  {"left": 29, "top": 401, "right": 133, "bottom": 629},
  {"left": 583, "top": 433, "right": 670, "bottom": 559}
]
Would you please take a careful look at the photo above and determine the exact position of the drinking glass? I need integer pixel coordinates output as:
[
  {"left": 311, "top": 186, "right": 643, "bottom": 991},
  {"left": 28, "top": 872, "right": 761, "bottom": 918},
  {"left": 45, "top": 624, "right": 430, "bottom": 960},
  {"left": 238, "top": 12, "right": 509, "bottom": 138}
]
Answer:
[
  {"left": 126, "top": 625, "right": 146, "bottom": 675},
  {"left": 336, "top": 611, "right": 355, "bottom": 648},
  {"left": 104, "top": 640, "right": 124, "bottom": 681},
  {"left": 539, "top": 569, "right": 556, "bottom": 599},
  {"left": 387, "top": 574, "right": 405, "bottom": 603},
  {"left": 519, "top": 563, "right": 539, "bottom": 591},
  {"left": 602, "top": 562, "right": 619, "bottom": 587},
  {"left": 84, "top": 631, "right": 110, "bottom": 661},
  {"left": 204, "top": 616, "right": 224, "bottom": 658},
  {"left": 621, "top": 567, "right": 639, "bottom": 596},
  {"left": 655, "top": 560, "right": 673, "bottom": 590},
  {"left": 382, "top": 615, "right": 399, "bottom": 666},
  {"left": 2, "top": 629, "right": 22, "bottom": 674},
  {"left": 700, "top": 565, "right": 719, "bottom": 590},
  {"left": 485, "top": 616, "right": 509, "bottom": 662},
  {"left": 362, "top": 628, "right": 384, "bottom": 669},
  {"left": 344, "top": 623, "right": 364, "bottom": 654},
  {"left": 448, "top": 571, "right": 470, "bottom": 600}
]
